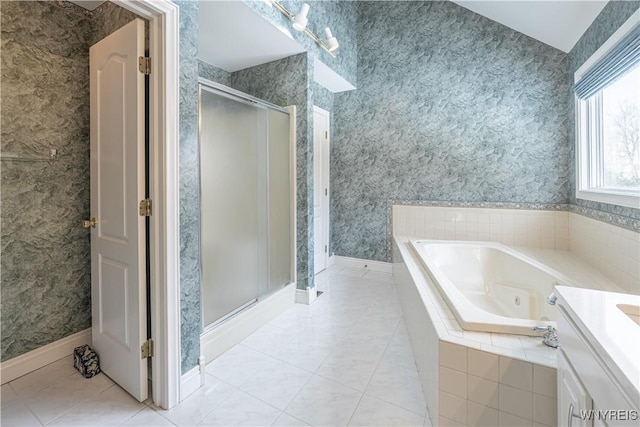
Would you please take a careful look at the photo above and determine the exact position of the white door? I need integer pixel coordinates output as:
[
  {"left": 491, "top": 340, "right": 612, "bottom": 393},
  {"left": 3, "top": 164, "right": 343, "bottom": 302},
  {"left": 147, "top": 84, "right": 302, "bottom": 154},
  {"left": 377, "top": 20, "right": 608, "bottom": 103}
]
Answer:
[
  {"left": 90, "top": 19, "right": 148, "bottom": 402},
  {"left": 313, "top": 107, "right": 330, "bottom": 275}
]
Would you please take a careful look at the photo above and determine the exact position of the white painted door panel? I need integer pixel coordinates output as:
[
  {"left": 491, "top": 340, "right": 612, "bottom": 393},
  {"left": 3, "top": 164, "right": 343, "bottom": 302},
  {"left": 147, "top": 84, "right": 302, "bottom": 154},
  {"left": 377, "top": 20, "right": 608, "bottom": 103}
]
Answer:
[{"left": 90, "top": 18, "right": 147, "bottom": 402}]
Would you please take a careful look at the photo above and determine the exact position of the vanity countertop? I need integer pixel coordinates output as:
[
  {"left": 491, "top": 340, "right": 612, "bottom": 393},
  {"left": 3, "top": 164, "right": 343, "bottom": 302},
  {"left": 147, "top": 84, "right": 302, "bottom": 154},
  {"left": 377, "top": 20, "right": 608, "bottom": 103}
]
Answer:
[{"left": 556, "top": 285, "right": 640, "bottom": 406}]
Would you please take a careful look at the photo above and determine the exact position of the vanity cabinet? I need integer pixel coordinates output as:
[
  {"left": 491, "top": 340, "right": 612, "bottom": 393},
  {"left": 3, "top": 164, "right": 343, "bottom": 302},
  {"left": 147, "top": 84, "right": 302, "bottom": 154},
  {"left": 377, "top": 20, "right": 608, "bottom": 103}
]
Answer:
[
  {"left": 558, "top": 350, "right": 592, "bottom": 427},
  {"left": 557, "top": 290, "right": 640, "bottom": 427}
]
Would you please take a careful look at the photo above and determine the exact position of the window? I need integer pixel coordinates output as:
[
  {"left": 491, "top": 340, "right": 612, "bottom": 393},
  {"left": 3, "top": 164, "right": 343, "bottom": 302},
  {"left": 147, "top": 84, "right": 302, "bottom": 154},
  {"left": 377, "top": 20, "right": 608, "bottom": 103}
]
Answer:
[{"left": 575, "top": 11, "right": 640, "bottom": 209}]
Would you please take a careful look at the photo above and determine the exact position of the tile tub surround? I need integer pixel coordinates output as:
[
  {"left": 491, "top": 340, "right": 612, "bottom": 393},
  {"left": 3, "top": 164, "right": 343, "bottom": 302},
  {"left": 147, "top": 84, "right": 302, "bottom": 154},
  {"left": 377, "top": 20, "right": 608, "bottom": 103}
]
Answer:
[
  {"left": 393, "top": 236, "right": 630, "bottom": 426},
  {"left": 392, "top": 204, "right": 640, "bottom": 295},
  {"left": 570, "top": 214, "right": 640, "bottom": 295}
]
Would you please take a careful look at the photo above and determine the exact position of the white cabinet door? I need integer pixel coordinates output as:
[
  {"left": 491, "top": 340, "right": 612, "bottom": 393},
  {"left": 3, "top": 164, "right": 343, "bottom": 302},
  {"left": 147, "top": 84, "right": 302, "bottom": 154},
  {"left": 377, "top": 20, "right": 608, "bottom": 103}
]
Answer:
[
  {"left": 90, "top": 18, "right": 147, "bottom": 402},
  {"left": 558, "top": 350, "right": 592, "bottom": 427}
]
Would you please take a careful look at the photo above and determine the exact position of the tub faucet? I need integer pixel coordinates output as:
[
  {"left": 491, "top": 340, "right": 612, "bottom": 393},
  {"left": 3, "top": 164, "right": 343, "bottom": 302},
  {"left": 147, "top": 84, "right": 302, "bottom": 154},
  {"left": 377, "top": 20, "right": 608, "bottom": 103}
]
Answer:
[
  {"left": 532, "top": 325, "right": 559, "bottom": 348},
  {"left": 546, "top": 291, "right": 557, "bottom": 305}
]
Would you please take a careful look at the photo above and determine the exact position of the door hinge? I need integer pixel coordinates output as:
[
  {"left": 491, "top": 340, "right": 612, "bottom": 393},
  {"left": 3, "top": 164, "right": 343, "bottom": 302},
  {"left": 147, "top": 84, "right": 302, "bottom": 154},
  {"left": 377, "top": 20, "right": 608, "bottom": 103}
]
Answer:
[
  {"left": 138, "top": 56, "right": 151, "bottom": 75},
  {"left": 325, "top": 131, "right": 328, "bottom": 139},
  {"left": 325, "top": 188, "right": 328, "bottom": 196},
  {"left": 141, "top": 339, "right": 154, "bottom": 359},
  {"left": 139, "top": 199, "right": 152, "bottom": 216},
  {"left": 325, "top": 245, "right": 328, "bottom": 253}
]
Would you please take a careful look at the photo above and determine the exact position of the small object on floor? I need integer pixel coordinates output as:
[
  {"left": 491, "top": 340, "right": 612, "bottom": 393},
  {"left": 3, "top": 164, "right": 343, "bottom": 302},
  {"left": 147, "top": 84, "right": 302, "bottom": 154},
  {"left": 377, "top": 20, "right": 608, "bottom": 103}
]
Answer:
[{"left": 73, "top": 344, "right": 101, "bottom": 378}]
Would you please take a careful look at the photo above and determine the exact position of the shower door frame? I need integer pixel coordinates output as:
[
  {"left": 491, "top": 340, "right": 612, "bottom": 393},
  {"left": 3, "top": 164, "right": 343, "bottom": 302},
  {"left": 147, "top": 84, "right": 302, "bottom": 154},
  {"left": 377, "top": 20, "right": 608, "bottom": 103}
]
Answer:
[{"left": 197, "top": 78, "right": 297, "bottom": 331}]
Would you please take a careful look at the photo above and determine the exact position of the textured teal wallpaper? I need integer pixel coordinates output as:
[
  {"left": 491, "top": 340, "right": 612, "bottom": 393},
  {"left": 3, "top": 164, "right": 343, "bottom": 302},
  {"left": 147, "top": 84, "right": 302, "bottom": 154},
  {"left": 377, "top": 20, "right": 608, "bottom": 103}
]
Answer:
[
  {"left": 0, "top": 0, "right": 137, "bottom": 362},
  {"left": 331, "top": 1, "right": 570, "bottom": 261}
]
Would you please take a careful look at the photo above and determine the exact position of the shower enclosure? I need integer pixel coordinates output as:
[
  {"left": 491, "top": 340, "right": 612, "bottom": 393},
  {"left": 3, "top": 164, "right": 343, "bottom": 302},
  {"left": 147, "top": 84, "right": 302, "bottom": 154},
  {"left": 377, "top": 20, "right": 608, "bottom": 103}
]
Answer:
[{"left": 199, "top": 80, "right": 295, "bottom": 330}]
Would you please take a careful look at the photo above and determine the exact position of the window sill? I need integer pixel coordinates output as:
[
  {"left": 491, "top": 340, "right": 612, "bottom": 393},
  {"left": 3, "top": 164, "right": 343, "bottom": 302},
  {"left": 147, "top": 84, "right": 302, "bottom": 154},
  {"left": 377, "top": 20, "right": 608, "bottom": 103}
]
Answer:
[{"left": 576, "top": 189, "right": 640, "bottom": 209}]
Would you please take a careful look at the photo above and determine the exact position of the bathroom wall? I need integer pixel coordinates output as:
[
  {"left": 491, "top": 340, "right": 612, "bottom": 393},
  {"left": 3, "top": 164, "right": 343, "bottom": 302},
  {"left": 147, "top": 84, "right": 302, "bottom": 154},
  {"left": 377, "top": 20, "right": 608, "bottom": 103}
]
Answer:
[
  {"left": 332, "top": 1, "right": 569, "bottom": 262},
  {"left": 198, "top": 60, "right": 231, "bottom": 87},
  {"left": 243, "top": 0, "right": 357, "bottom": 87},
  {"left": 173, "top": 0, "right": 202, "bottom": 373},
  {"left": 567, "top": 1, "right": 640, "bottom": 221},
  {"left": 0, "top": 1, "right": 139, "bottom": 362}
]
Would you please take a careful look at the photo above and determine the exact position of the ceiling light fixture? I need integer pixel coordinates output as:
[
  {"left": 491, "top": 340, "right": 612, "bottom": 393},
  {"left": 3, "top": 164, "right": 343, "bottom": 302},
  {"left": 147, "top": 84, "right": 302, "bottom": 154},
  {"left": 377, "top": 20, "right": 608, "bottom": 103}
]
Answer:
[
  {"left": 323, "top": 27, "right": 339, "bottom": 52},
  {"left": 271, "top": 0, "right": 338, "bottom": 57},
  {"left": 292, "top": 3, "right": 310, "bottom": 31}
]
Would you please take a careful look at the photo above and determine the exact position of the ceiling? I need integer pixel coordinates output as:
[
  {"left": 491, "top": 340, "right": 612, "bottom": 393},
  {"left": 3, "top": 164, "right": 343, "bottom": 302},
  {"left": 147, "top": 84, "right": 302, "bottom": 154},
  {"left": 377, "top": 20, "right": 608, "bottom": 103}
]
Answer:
[
  {"left": 452, "top": 1, "right": 609, "bottom": 52},
  {"left": 199, "top": 1, "right": 305, "bottom": 73}
]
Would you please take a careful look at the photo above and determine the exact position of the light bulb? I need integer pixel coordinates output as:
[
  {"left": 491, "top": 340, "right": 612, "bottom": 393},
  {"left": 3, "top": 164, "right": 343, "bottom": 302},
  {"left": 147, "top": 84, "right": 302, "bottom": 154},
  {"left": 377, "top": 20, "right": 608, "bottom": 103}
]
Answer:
[{"left": 292, "top": 3, "right": 310, "bottom": 31}]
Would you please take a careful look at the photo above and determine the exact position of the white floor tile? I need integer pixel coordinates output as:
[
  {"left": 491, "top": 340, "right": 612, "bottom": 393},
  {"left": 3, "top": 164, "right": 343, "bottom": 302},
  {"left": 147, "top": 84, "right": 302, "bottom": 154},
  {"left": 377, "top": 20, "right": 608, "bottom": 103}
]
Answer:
[
  {"left": 272, "top": 412, "right": 310, "bottom": 426},
  {"left": 206, "top": 345, "right": 273, "bottom": 387},
  {"left": 47, "top": 385, "right": 145, "bottom": 426},
  {"left": 239, "top": 359, "right": 312, "bottom": 410},
  {"left": 366, "top": 359, "right": 427, "bottom": 417},
  {"left": 273, "top": 336, "right": 333, "bottom": 372},
  {"left": 241, "top": 324, "right": 297, "bottom": 357},
  {"left": 1, "top": 383, "right": 20, "bottom": 403},
  {"left": 24, "top": 372, "right": 114, "bottom": 425},
  {"left": 120, "top": 407, "right": 175, "bottom": 426},
  {"left": 162, "top": 375, "right": 234, "bottom": 426},
  {"left": 10, "top": 358, "right": 77, "bottom": 398},
  {"left": 348, "top": 395, "right": 424, "bottom": 426},
  {"left": 285, "top": 375, "right": 362, "bottom": 426},
  {"left": 4, "top": 265, "right": 432, "bottom": 427},
  {"left": 0, "top": 399, "right": 42, "bottom": 426},
  {"left": 197, "top": 389, "right": 280, "bottom": 426},
  {"left": 316, "top": 351, "right": 379, "bottom": 391}
]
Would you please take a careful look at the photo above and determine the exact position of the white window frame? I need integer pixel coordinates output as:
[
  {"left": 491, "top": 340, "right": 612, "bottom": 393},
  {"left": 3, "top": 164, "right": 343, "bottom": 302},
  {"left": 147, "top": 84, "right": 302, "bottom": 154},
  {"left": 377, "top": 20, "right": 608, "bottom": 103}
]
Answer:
[{"left": 574, "top": 9, "right": 640, "bottom": 209}]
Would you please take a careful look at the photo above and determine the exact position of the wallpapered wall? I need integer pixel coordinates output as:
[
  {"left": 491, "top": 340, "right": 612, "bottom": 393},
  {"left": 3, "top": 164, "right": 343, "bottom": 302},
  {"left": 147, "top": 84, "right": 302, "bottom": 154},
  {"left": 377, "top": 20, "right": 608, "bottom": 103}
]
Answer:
[
  {"left": 243, "top": 0, "right": 357, "bottom": 87},
  {"left": 332, "top": 1, "right": 569, "bottom": 261},
  {"left": 173, "top": 0, "right": 203, "bottom": 373},
  {"left": 568, "top": 0, "right": 640, "bottom": 221},
  {"left": 0, "top": 0, "right": 138, "bottom": 362}
]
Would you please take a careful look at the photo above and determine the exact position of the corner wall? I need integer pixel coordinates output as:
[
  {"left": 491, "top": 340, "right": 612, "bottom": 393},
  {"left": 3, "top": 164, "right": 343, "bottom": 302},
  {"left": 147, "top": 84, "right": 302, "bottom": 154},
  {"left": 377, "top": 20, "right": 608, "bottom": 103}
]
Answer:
[{"left": 332, "top": 1, "right": 570, "bottom": 262}]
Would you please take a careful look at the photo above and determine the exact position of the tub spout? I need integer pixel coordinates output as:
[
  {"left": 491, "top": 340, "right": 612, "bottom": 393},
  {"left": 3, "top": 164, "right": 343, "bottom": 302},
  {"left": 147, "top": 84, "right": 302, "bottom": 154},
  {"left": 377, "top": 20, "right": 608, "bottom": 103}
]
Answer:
[
  {"left": 532, "top": 325, "right": 559, "bottom": 348},
  {"left": 546, "top": 291, "right": 557, "bottom": 305}
]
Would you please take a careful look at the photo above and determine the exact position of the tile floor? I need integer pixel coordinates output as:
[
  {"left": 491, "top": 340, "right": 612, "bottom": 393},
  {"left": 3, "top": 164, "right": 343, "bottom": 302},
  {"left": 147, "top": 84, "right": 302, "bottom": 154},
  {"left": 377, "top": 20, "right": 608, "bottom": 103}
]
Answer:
[{"left": 1, "top": 264, "right": 431, "bottom": 426}]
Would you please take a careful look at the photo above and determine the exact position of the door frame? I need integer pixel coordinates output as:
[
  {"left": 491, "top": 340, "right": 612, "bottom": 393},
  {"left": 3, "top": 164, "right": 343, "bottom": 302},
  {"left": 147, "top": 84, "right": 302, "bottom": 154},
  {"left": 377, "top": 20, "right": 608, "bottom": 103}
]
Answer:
[
  {"left": 112, "top": 0, "right": 180, "bottom": 410},
  {"left": 313, "top": 106, "right": 330, "bottom": 275}
]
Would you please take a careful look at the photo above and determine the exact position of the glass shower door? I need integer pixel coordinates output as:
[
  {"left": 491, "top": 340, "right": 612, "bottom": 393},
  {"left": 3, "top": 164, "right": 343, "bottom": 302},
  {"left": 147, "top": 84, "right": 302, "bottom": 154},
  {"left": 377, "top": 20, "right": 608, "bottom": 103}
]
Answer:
[{"left": 199, "top": 87, "right": 267, "bottom": 328}]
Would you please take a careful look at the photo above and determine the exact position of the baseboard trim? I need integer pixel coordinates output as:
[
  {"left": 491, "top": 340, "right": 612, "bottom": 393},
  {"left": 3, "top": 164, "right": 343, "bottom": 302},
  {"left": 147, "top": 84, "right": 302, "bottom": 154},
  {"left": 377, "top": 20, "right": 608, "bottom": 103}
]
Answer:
[
  {"left": 0, "top": 328, "right": 92, "bottom": 385},
  {"left": 200, "top": 284, "right": 295, "bottom": 365},
  {"left": 331, "top": 255, "right": 393, "bottom": 273},
  {"left": 180, "top": 364, "right": 202, "bottom": 401},
  {"left": 295, "top": 286, "right": 317, "bottom": 305}
]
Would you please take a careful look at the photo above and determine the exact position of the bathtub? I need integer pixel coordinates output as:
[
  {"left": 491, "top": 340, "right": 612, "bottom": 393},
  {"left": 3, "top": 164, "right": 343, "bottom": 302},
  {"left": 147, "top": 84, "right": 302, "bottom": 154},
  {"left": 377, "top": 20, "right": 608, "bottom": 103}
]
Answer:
[{"left": 410, "top": 240, "right": 575, "bottom": 335}]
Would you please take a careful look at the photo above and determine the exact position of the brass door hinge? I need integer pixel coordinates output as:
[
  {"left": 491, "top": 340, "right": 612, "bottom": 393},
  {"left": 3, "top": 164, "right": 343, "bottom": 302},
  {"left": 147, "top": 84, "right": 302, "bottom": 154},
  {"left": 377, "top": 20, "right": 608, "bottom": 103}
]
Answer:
[
  {"left": 139, "top": 56, "right": 151, "bottom": 75},
  {"left": 141, "top": 339, "right": 154, "bottom": 359},
  {"left": 139, "top": 199, "right": 152, "bottom": 216},
  {"left": 325, "top": 245, "right": 328, "bottom": 253},
  {"left": 325, "top": 188, "right": 328, "bottom": 196},
  {"left": 325, "top": 131, "right": 328, "bottom": 139}
]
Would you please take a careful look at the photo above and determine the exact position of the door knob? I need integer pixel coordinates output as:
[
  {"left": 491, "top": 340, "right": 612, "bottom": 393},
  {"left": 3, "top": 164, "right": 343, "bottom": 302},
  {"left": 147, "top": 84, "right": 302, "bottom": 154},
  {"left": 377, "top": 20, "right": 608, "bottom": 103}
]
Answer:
[{"left": 82, "top": 218, "right": 97, "bottom": 228}]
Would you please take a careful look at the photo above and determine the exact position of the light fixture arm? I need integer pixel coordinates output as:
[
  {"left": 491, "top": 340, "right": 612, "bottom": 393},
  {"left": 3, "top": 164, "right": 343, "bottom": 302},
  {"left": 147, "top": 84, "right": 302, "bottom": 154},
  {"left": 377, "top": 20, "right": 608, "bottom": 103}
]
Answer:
[{"left": 271, "top": 0, "right": 338, "bottom": 57}]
